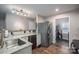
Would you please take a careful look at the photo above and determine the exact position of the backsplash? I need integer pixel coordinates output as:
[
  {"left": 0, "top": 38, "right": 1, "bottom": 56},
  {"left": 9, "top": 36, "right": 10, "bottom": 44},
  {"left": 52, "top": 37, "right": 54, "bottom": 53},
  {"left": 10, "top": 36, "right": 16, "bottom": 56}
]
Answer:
[
  {"left": 7, "top": 30, "right": 36, "bottom": 36},
  {"left": 6, "top": 14, "right": 36, "bottom": 31}
]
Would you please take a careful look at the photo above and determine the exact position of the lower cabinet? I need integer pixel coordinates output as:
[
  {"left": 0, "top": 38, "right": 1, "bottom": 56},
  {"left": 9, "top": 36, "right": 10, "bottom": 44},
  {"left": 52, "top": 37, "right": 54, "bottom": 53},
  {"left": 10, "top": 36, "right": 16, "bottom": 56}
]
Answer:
[
  {"left": 12, "top": 46, "right": 32, "bottom": 54},
  {"left": 28, "top": 35, "right": 36, "bottom": 49},
  {"left": 37, "top": 33, "right": 41, "bottom": 46}
]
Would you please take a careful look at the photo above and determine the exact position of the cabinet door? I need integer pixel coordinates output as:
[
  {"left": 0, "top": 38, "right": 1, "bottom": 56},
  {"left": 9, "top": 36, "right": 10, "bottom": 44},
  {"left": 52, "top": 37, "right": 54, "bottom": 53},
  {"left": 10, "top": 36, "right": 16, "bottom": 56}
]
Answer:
[
  {"left": 13, "top": 46, "right": 32, "bottom": 54},
  {"left": 31, "top": 35, "right": 36, "bottom": 49},
  {"left": 28, "top": 35, "right": 36, "bottom": 49},
  {"left": 37, "top": 34, "right": 41, "bottom": 46},
  {"left": 28, "top": 36, "right": 31, "bottom": 42}
]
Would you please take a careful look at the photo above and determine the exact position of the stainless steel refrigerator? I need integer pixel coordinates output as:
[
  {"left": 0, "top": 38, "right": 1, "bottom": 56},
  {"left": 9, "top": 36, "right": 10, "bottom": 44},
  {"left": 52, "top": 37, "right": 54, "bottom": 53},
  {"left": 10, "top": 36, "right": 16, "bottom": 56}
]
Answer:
[{"left": 38, "top": 21, "right": 52, "bottom": 47}]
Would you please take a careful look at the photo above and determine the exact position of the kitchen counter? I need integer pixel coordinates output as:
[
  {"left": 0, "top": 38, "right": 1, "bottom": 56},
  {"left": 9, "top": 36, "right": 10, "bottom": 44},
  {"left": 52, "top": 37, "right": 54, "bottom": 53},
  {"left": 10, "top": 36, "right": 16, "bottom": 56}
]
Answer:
[
  {"left": 0, "top": 33, "right": 36, "bottom": 54},
  {"left": 4, "top": 33, "right": 36, "bottom": 41},
  {"left": 0, "top": 41, "right": 32, "bottom": 54}
]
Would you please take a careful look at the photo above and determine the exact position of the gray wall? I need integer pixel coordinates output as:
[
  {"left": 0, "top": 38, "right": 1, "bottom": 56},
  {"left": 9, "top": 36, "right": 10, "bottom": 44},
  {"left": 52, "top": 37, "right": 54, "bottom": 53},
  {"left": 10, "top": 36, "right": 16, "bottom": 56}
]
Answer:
[
  {"left": 5, "top": 14, "right": 36, "bottom": 31},
  {"left": 37, "top": 16, "right": 48, "bottom": 23}
]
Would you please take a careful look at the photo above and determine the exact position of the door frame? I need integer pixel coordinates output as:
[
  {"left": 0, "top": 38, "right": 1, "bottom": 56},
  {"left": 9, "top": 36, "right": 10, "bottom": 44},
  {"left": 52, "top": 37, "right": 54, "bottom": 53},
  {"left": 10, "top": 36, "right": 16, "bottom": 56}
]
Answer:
[{"left": 53, "top": 16, "right": 70, "bottom": 47}]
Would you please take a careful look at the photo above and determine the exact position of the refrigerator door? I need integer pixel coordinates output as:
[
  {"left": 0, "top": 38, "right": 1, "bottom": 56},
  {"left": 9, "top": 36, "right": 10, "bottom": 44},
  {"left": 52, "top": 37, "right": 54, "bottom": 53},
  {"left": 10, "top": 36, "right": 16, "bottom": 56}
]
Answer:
[
  {"left": 38, "top": 22, "right": 48, "bottom": 33},
  {"left": 38, "top": 22, "right": 49, "bottom": 47}
]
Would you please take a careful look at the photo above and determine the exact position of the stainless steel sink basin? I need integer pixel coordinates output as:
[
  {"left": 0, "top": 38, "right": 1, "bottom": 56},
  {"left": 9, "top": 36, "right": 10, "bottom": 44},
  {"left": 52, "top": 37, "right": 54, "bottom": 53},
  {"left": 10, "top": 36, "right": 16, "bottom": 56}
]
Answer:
[
  {"left": 18, "top": 39, "right": 26, "bottom": 45},
  {"left": 5, "top": 39, "right": 26, "bottom": 48}
]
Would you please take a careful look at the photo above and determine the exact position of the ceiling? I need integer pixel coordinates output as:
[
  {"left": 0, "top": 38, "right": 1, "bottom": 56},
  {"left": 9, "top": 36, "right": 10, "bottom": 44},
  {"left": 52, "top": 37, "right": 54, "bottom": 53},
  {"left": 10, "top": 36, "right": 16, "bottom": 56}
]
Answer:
[{"left": 0, "top": 4, "right": 79, "bottom": 18}]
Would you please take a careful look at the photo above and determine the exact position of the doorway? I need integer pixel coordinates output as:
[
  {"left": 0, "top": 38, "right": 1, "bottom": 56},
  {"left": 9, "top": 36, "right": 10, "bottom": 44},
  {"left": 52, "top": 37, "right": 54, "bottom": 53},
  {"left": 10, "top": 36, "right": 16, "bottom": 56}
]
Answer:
[{"left": 55, "top": 17, "right": 70, "bottom": 47}]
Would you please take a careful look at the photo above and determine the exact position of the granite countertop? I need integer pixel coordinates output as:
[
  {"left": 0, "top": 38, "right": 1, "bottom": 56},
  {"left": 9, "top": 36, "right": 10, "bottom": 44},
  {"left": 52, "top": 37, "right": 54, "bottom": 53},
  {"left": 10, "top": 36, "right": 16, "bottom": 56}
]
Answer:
[
  {"left": 0, "top": 41, "right": 32, "bottom": 54},
  {"left": 0, "top": 33, "right": 35, "bottom": 54},
  {"left": 4, "top": 33, "right": 36, "bottom": 41}
]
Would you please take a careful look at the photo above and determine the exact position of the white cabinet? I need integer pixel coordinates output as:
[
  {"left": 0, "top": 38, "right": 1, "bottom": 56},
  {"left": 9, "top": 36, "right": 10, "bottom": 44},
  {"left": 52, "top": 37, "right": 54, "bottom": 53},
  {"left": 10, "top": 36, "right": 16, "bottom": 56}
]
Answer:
[
  {"left": 13, "top": 46, "right": 32, "bottom": 54},
  {"left": 37, "top": 33, "right": 41, "bottom": 46}
]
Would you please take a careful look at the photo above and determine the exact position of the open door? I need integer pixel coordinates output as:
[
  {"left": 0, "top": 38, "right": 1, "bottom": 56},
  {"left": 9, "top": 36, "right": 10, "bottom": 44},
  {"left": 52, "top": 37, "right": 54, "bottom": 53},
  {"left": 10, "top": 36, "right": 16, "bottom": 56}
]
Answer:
[{"left": 55, "top": 17, "right": 69, "bottom": 47}]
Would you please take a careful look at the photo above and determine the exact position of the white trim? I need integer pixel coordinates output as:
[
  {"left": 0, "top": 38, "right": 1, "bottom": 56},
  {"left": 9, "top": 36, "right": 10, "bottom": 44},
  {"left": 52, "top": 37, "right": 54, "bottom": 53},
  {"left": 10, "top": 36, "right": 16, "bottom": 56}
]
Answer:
[{"left": 54, "top": 16, "right": 70, "bottom": 47}]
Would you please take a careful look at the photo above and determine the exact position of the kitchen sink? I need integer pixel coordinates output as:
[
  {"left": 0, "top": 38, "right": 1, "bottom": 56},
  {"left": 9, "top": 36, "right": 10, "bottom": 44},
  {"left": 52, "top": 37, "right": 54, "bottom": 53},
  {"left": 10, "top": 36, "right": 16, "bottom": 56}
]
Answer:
[{"left": 18, "top": 39, "right": 26, "bottom": 45}]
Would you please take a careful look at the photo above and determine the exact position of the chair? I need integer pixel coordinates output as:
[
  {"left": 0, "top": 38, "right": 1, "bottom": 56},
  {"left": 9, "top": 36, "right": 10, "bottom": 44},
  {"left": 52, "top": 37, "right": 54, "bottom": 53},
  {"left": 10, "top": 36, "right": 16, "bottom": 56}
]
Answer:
[{"left": 71, "top": 40, "right": 79, "bottom": 53}]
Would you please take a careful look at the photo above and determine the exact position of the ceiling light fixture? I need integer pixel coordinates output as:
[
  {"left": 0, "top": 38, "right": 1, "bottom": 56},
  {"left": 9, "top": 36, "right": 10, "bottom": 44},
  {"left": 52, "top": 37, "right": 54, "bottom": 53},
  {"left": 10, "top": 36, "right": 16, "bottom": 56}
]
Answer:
[
  {"left": 55, "top": 8, "right": 59, "bottom": 12},
  {"left": 11, "top": 7, "right": 32, "bottom": 17}
]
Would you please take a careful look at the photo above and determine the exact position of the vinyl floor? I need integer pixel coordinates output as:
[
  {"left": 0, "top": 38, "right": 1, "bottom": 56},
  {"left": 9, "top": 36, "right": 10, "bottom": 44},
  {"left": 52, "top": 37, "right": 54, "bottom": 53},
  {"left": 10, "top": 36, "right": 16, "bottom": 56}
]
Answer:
[{"left": 32, "top": 40, "right": 73, "bottom": 54}]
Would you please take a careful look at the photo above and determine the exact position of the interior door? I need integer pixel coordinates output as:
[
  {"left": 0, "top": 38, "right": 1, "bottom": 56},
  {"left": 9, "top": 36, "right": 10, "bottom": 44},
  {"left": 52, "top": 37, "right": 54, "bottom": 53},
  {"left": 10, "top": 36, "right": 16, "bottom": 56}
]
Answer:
[
  {"left": 38, "top": 22, "right": 49, "bottom": 47},
  {"left": 56, "top": 17, "right": 69, "bottom": 41}
]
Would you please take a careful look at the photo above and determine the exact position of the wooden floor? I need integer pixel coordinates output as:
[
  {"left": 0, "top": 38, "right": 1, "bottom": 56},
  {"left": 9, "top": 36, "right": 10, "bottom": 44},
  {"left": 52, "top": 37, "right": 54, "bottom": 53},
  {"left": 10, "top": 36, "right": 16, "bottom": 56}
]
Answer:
[{"left": 32, "top": 40, "right": 73, "bottom": 54}]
